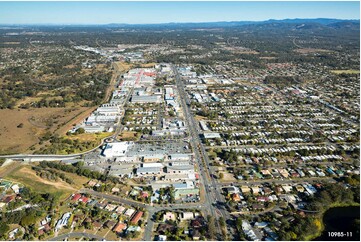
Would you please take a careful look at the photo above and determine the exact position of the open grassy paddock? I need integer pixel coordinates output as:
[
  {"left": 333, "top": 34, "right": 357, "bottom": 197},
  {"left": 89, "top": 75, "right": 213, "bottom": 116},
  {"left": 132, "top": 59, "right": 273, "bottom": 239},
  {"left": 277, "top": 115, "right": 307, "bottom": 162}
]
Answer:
[
  {"left": 117, "top": 131, "right": 140, "bottom": 141},
  {"left": 0, "top": 107, "right": 90, "bottom": 154},
  {"left": 68, "top": 132, "right": 113, "bottom": 142},
  {"left": 4, "top": 164, "right": 88, "bottom": 200}
]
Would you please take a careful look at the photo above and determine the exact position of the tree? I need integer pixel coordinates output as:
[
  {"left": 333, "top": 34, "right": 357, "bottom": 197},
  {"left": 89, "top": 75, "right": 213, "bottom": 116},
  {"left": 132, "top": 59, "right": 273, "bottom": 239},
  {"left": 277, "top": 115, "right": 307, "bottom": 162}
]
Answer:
[
  {"left": 207, "top": 215, "right": 216, "bottom": 240},
  {"left": 15, "top": 230, "right": 23, "bottom": 239},
  {"left": 0, "top": 158, "right": 5, "bottom": 167},
  {"left": 168, "top": 110, "right": 175, "bottom": 117},
  {"left": 0, "top": 222, "right": 9, "bottom": 239},
  {"left": 20, "top": 214, "right": 37, "bottom": 227},
  {"left": 235, "top": 217, "right": 243, "bottom": 231},
  {"left": 345, "top": 175, "right": 360, "bottom": 186},
  {"left": 219, "top": 217, "right": 226, "bottom": 227},
  {"left": 219, "top": 173, "right": 224, "bottom": 179}
]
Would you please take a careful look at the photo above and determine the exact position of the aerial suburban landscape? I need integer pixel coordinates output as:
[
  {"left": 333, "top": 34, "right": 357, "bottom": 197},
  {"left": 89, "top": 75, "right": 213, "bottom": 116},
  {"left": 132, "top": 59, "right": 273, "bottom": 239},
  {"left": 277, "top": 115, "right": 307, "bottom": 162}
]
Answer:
[{"left": 0, "top": 1, "right": 359, "bottom": 241}]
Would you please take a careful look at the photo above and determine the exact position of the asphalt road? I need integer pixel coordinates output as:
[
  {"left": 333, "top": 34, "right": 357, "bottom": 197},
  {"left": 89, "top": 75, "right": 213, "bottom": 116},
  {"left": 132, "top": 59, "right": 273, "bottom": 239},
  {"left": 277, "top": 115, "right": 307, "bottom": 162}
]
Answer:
[
  {"left": 112, "top": 86, "right": 134, "bottom": 141},
  {"left": 173, "top": 65, "right": 225, "bottom": 239},
  {"left": 220, "top": 177, "right": 336, "bottom": 187},
  {"left": 73, "top": 66, "right": 232, "bottom": 240},
  {"left": 0, "top": 63, "right": 129, "bottom": 162},
  {"left": 2, "top": 65, "right": 348, "bottom": 241},
  {"left": 50, "top": 232, "right": 105, "bottom": 241},
  {"left": 79, "top": 188, "right": 206, "bottom": 241},
  {"left": 79, "top": 188, "right": 148, "bottom": 209}
]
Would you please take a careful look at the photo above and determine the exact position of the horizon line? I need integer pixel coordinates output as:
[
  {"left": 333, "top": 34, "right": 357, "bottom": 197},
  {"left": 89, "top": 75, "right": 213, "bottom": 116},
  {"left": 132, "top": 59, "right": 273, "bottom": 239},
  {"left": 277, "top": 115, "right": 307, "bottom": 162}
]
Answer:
[{"left": 0, "top": 17, "right": 360, "bottom": 26}]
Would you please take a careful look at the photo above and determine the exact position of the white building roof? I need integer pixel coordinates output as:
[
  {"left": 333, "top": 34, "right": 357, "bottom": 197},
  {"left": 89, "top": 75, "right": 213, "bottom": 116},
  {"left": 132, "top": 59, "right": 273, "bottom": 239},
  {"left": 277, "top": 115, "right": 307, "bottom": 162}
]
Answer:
[
  {"left": 102, "top": 142, "right": 133, "bottom": 157},
  {"left": 203, "top": 132, "right": 221, "bottom": 139},
  {"left": 141, "top": 163, "right": 164, "bottom": 168}
]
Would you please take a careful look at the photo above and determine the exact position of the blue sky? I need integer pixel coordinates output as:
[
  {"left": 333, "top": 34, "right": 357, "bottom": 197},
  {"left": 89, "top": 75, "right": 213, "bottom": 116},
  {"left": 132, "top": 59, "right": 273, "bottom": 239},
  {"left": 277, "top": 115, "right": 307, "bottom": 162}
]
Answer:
[{"left": 0, "top": 1, "right": 359, "bottom": 24}]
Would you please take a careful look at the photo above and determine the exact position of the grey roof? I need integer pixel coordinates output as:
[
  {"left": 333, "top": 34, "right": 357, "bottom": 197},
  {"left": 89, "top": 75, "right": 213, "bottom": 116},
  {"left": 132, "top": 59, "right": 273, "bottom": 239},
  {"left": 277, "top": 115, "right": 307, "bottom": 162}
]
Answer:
[
  {"left": 137, "top": 167, "right": 162, "bottom": 174},
  {"left": 167, "top": 165, "right": 194, "bottom": 171}
]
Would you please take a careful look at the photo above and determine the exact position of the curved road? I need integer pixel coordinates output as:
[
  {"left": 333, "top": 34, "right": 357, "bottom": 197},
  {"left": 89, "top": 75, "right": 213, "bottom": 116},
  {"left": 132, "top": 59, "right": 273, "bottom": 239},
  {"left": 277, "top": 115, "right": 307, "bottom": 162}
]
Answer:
[{"left": 0, "top": 58, "right": 130, "bottom": 162}]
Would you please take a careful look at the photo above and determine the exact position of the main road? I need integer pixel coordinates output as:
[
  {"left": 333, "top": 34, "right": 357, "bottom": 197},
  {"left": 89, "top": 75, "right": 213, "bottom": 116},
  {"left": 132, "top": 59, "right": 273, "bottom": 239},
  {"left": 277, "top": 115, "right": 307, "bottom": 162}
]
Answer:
[
  {"left": 1, "top": 64, "right": 232, "bottom": 241},
  {"left": 173, "top": 65, "right": 229, "bottom": 239}
]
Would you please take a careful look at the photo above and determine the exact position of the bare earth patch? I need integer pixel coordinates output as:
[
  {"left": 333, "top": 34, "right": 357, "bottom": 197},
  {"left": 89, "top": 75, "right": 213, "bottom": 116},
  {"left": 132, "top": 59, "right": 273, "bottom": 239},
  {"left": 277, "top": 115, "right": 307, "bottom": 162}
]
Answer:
[
  {"left": 220, "top": 172, "right": 237, "bottom": 182},
  {"left": 330, "top": 69, "right": 360, "bottom": 75},
  {"left": 294, "top": 48, "right": 331, "bottom": 54},
  {"left": 18, "top": 166, "right": 76, "bottom": 191}
]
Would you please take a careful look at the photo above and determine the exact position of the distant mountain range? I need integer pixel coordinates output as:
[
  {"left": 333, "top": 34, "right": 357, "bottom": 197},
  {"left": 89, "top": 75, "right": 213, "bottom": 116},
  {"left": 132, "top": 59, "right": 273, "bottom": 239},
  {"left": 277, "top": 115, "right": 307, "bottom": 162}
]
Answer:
[
  {"left": 104, "top": 18, "right": 359, "bottom": 28},
  {"left": 0, "top": 18, "right": 359, "bottom": 29}
]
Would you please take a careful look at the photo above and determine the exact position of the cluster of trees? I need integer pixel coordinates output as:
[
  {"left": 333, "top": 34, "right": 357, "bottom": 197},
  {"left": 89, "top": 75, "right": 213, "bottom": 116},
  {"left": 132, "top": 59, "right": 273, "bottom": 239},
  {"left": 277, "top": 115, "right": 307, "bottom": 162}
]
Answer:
[
  {"left": 155, "top": 76, "right": 174, "bottom": 87},
  {"left": 278, "top": 214, "right": 320, "bottom": 241},
  {"left": 66, "top": 127, "right": 85, "bottom": 136},
  {"left": 0, "top": 187, "right": 58, "bottom": 240},
  {"left": 38, "top": 161, "right": 120, "bottom": 184},
  {"left": 0, "top": 46, "right": 111, "bottom": 109},
  {"left": 0, "top": 158, "right": 5, "bottom": 166},
  {"left": 93, "top": 183, "right": 114, "bottom": 192},
  {"left": 38, "top": 161, "right": 106, "bottom": 181},
  {"left": 307, "top": 183, "right": 359, "bottom": 211},
  {"left": 234, "top": 217, "right": 246, "bottom": 239},
  {"left": 24, "top": 98, "right": 66, "bottom": 109},
  {"left": 153, "top": 209, "right": 210, "bottom": 240},
  {"left": 210, "top": 148, "right": 239, "bottom": 165},
  {"left": 0, "top": 92, "right": 17, "bottom": 109},
  {"left": 123, "top": 230, "right": 141, "bottom": 239},
  {"left": 344, "top": 174, "right": 360, "bottom": 187},
  {"left": 157, "top": 186, "right": 175, "bottom": 204},
  {"left": 76, "top": 72, "right": 112, "bottom": 106},
  {"left": 196, "top": 108, "right": 218, "bottom": 119},
  {"left": 36, "top": 135, "right": 98, "bottom": 155},
  {"left": 32, "top": 166, "right": 74, "bottom": 184},
  {"left": 297, "top": 147, "right": 343, "bottom": 156},
  {"left": 206, "top": 215, "right": 216, "bottom": 240},
  {"left": 121, "top": 109, "right": 134, "bottom": 125},
  {"left": 279, "top": 183, "right": 359, "bottom": 240},
  {"left": 168, "top": 110, "right": 175, "bottom": 117},
  {"left": 264, "top": 76, "right": 302, "bottom": 87}
]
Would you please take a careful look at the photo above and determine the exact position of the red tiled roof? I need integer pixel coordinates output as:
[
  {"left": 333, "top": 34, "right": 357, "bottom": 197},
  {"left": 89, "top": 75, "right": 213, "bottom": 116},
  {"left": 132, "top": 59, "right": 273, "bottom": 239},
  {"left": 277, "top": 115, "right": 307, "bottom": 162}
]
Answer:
[
  {"left": 3, "top": 195, "right": 15, "bottom": 203},
  {"left": 130, "top": 211, "right": 143, "bottom": 224},
  {"left": 43, "top": 223, "right": 51, "bottom": 232},
  {"left": 141, "top": 191, "right": 149, "bottom": 198},
  {"left": 113, "top": 222, "right": 127, "bottom": 233},
  {"left": 232, "top": 193, "right": 241, "bottom": 201},
  {"left": 72, "top": 193, "right": 81, "bottom": 201},
  {"left": 93, "top": 221, "right": 102, "bottom": 228},
  {"left": 80, "top": 196, "right": 89, "bottom": 203}
]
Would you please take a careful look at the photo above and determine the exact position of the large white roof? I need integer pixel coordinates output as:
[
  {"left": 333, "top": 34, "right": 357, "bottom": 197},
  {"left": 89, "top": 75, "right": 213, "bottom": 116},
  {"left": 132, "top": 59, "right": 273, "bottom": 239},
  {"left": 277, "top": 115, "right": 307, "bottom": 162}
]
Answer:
[{"left": 102, "top": 142, "right": 134, "bottom": 157}]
